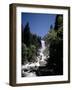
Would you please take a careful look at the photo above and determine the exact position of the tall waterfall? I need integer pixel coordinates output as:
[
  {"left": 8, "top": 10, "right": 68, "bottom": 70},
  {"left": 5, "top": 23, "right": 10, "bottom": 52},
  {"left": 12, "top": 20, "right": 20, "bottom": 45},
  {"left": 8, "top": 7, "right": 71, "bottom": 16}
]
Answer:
[
  {"left": 39, "top": 40, "right": 46, "bottom": 61},
  {"left": 41, "top": 40, "right": 46, "bottom": 50}
]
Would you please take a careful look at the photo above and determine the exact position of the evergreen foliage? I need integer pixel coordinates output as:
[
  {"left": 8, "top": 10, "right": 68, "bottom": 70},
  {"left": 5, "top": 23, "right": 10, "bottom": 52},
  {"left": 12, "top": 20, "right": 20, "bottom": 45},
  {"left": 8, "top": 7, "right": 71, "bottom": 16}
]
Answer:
[{"left": 44, "top": 15, "right": 63, "bottom": 75}]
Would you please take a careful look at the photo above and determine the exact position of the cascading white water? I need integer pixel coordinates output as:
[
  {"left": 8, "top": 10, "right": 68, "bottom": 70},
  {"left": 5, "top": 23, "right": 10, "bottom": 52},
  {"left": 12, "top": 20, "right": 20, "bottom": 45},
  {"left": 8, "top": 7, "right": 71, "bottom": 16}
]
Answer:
[
  {"left": 22, "top": 40, "right": 47, "bottom": 77},
  {"left": 39, "top": 40, "right": 46, "bottom": 61},
  {"left": 38, "top": 40, "right": 47, "bottom": 66},
  {"left": 41, "top": 40, "right": 46, "bottom": 50}
]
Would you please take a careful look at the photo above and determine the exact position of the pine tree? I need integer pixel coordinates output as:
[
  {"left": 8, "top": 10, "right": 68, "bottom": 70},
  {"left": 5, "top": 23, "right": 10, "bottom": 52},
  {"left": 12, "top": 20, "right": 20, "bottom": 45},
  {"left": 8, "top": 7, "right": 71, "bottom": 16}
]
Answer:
[
  {"left": 54, "top": 15, "right": 63, "bottom": 30},
  {"left": 22, "top": 22, "right": 31, "bottom": 47}
]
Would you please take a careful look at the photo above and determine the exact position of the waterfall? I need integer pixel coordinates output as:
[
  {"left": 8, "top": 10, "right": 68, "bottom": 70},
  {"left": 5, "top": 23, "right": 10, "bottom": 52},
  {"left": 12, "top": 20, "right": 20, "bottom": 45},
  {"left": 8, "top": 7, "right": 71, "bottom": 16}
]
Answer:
[
  {"left": 41, "top": 40, "right": 46, "bottom": 50},
  {"left": 38, "top": 40, "right": 47, "bottom": 65}
]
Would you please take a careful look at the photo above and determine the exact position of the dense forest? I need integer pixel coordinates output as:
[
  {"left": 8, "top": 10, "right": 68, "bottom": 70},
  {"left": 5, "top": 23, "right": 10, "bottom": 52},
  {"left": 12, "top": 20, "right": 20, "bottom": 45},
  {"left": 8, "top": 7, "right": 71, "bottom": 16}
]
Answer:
[
  {"left": 22, "top": 14, "right": 63, "bottom": 76},
  {"left": 43, "top": 15, "right": 63, "bottom": 75}
]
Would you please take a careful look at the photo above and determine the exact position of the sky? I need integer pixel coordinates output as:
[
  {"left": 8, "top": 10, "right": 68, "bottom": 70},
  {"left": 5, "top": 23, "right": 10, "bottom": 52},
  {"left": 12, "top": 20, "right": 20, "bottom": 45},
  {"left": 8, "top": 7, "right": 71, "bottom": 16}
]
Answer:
[{"left": 22, "top": 13, "right": 56, "bottom": 37}]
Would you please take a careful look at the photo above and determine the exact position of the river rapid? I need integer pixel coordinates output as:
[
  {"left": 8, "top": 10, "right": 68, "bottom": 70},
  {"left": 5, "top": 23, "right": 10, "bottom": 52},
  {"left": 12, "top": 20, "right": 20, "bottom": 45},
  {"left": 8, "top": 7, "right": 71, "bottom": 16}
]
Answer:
[{"left": 21, "top": 40, "right": 48, "bottom": 77}]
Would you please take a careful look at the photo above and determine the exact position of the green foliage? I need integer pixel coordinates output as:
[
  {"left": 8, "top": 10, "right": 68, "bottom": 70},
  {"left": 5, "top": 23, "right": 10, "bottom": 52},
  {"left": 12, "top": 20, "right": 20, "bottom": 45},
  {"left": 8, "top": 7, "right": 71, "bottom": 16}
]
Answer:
[
  {"left": 57, "top": 15, "right": 63, "bottom": 25},
  {"left": 31, "top": 34, "right": 41, "bottom": 49},
  {"left": 22, "top": 22, "right": 31, "bottom": 47},
  {"left": 44, "top": 15, "right": 63, "bottom": 75},
  {"left": 54, "top": 15, "right": 63, "bottom": 30},
  {"left": 22, "top": 44, "right": 28, "bottom": 65},
  {"left": 30, "top": 45, "right": 36, "bottom": 54},
  {"left": 27, "top": 45, "right": 37, "bottom": 62},
  {"left": 22, "top": 44, "right": 37, "bottom": 64},
  {"left": 45, "top": 30, "right": 57, "bottom": 44},
  {"left": 22, "top": 22, "right": 41, "bottom": 49}
]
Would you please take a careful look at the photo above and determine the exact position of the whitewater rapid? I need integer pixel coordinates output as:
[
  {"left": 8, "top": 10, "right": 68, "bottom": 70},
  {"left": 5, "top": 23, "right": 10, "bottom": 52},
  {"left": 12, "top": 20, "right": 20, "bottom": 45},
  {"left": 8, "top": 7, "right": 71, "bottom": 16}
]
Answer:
[{"left": 22, "top": 40, "right": 47, "bottom": 77}]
